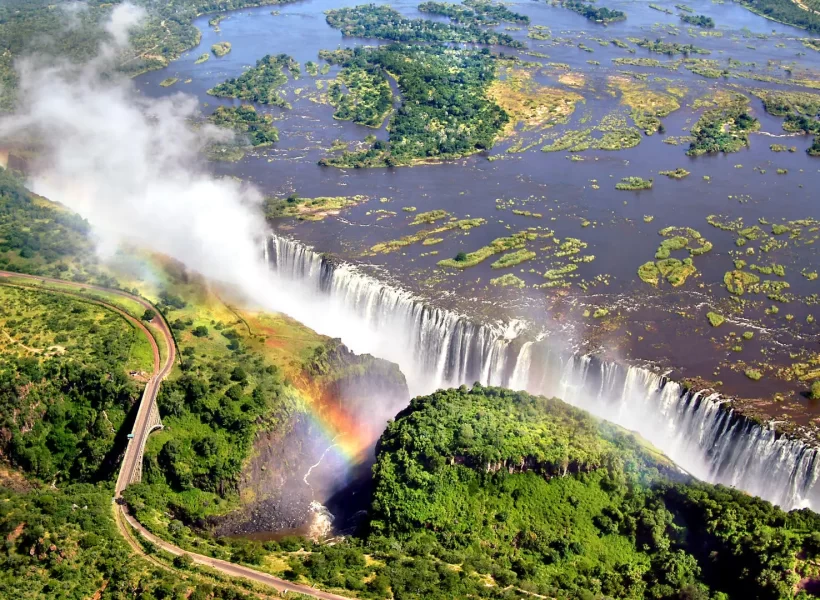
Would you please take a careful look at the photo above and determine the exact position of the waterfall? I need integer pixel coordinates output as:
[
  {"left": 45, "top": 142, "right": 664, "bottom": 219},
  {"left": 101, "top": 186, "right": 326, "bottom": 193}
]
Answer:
[{"left": 266, "top": 235, "right": 820, "bottom": 510}]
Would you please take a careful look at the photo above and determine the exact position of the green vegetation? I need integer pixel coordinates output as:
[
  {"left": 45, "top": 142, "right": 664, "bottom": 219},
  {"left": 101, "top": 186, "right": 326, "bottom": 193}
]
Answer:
[
  {"left": 638, "top": 227, "right": 711, "bottom": 287},
  {"left": 265, "top": 194, "right": 367, "bottom": 220},
  {"left": 753, "top": 89, "right": 820, "bottom": 156},
  {"left": 615, "top": 176, "right": 653, "bottom": 190},
  {"left": 745, "top": 368, "right": 763, "bottom": 381},
  {"left": 411, "top": 210, "right": 449, "bottom": 225},
  {"left": 811, "top": 380, "right": 820, "bottom": 400},
  {"left": 0, "top": 285, "right": 146, "bottom": 482},
  {"left": 491, "top": 249, "right": 536, "bottom": 269},
  {"left": 418, "top": 0, "right": 529, "bottom": 25},
  {"left": 724, "top": 269, "right": 761, "bottom": 295},
  {"left": 490, "top": 273, "right": 526, "bottom": 287},
  {"left": 195, "top": 53, "right": 210, "bottom": 64},
  {"left": 321, "top": 45, "right": 508, "bottom": 167},
  {"left": 370, "top": 217, "right": 484, "bottom": 254},
  {"left": 680, "top": 14, "right": 715, "bottom": 28},
  {"left": 635, "top": 38, "right": 709, "bottom": 56},
  {"left": 659, "top": 168, "right": 690, "bottom": 179},
  {"left": 211, "top": 41, "right": 232, "bottom": 57},
  {"left": 159, "top": 76, "right": 179, "bottom": 87},
  {"left": 0, "top": 484, "right": 258, "bottom": 598},
  {"left": 707, "top": 311, "right": 725, "bottom": 327},
  {"left": 541, "top": 120, "right": 642, "bottom": 153},
  {"left": 490, "top": 68, "right": 583, "bottom": 135},
  {"left": 0, "top": 0, "right": 290, "bottom": 111},
  {"left": 610, "top": 77, "right": 680, "bottom": 134},
  {"left": 736, "top": 0, "right": 820, "bottom": 34},
  {"left": 328, "top": 65, "right": 393, "bottom": 127},
  {"left": 560, "top": 0, "right": 626, "bottom": 23},
  {"left": 438, "top": 231, "right": 536, "bottom": 268},
  {"left": 208, "top": 54, "right": 299, "bottom": 109},
  {"left": 687, "top": 93, "right": 759, "bottom": 156},
  {"left": 325, "top": 4, "right": 523, "bottom": 47},
  {"left": 343, "top": 385, "right": 820, "bottom": 599},
  {"left": 649, "top": 3, "right": 674, "bottom": 14},
  {"left": 209, "top": 105, "right": 279, "bottom": 147},
  {"left": 0, "top": 169, "right": 94, "bottom": 278}
]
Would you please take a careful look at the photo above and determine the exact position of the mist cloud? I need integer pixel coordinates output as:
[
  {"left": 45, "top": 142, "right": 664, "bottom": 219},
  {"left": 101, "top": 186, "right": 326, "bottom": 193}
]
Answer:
[
  {"left": 0, "top": 3, "right": 277, "bottom": 305},
  {"left": 0, "top": 3, "right": 418, "bottom": 395}
]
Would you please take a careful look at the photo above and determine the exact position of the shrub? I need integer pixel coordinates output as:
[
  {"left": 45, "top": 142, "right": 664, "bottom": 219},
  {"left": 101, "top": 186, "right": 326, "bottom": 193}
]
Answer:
[{"left": 706, "top": 312, "right": 724, "bottom": 327}]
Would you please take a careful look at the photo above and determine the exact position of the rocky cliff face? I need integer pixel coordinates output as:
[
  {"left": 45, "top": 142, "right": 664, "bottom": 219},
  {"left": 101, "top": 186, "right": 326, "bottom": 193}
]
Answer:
[{"left": 212, "top": 339, "right": 409, "bottom": 539}]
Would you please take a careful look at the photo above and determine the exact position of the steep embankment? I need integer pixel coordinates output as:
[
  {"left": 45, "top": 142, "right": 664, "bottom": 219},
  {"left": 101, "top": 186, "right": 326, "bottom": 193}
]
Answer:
[{"left": 213, "top": 339, "right": 409, "bottom": 538}]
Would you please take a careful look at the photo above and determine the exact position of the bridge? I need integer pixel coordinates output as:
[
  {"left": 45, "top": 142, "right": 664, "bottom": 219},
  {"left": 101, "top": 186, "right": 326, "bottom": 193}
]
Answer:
[
  {"left": 114, "top": 377, "right": 165, "bottom": 493},
  {"left": 0, "top": 271, "right": 355, "bottom": 599}
]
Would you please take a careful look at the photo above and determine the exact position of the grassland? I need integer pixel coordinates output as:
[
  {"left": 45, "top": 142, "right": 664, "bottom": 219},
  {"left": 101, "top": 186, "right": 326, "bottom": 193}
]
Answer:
[
  {"left": 609, "top": 76, "right": 681, "bottom": 134},
  {"left": 488, "top": 68, "right": 584, "bottom": 135},
  {"left": 265, "top": 194, "right": 368, "bottom": 221},
  {"left": 438, "top": 231, "right": 537, "bottom": 268},
  {"left": 370, "top": 217, "right": 485, "bottom": 254}
]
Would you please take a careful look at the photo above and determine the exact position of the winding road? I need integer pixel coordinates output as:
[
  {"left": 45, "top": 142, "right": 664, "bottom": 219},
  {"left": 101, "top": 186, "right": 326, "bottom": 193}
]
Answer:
[{"left": 0, "top": 271, "right": 355, "bottom": 600}]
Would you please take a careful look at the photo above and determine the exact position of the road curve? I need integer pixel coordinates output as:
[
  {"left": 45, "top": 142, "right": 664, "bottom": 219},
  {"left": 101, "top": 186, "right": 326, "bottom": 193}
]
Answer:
[{"left": 0, "top": 271, "right": 357, "bottom": 600}]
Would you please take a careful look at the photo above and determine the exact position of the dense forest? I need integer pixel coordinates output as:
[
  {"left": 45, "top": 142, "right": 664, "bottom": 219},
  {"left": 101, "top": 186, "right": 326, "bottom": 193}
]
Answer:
[
  {"left": 208, "top": 54, "right": 299, "bottom": 108},
  {"left": 561, "top": 0, "right": 626, "bottom": 23},
  {"left": 328, "top": 65, "right": 393, "bottom": 127},
  {"left": 736, "top": 0, "right": 820, "bottom": 33},
  {"left": 418, "top": 0, "right": 530, "bottom": 26},
  {"left": 325, "top": 4, "right": 523, "bottom": 47},
  {"left": 0, "top": 483, "right": 266, "bottom": 599},
  {"left": 0, "top": 287, "right": 143, "bottom": 483},
  {"left": 208, "top": 105, "right": 280, "bottom": 146},
  {"left": 688, "top": 94, "right": 760, "bottom": 156},
  {"left": 680, "top": 14, "right": 715, "bottom": 28},
  {"left": 0, "top": 0, "right": 292, "bottom": 111},
  {"left": 0, "top": 168, "right": 93, "bottom": 275},
  {"left": 321, "top": 45, "right": 508, "bottom": 167},
  {"left": 362, "top": 386, "right": 820, "bottom": 599},
  {"left": 153, "top": 385, "right": 820, "bottom": 599}
]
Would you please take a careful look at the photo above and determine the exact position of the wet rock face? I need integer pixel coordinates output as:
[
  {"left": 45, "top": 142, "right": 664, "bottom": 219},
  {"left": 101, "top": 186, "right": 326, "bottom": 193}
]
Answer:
[{"left": 212, "top": 341, "right": 409, "bottom": 539}]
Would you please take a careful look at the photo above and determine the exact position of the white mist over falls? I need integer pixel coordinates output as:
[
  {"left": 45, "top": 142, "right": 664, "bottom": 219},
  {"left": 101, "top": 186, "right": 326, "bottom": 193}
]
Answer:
[{"left": 1, "top": 5, "right": 817, "bottom": 511}]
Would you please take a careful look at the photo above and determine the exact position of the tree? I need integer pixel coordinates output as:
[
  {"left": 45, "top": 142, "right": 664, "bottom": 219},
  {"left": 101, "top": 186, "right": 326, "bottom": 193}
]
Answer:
[
  {"left": 811, "top": 380, "right": 820, "bottom": 400},
  {"left": 454, "top": 251, "right": 468, "bottom": 262},
  {"left": 192, "top": 325, "right": 209, "bottom": 338},
  {"left": 141, "top": 309, "right": 155, "bottom": 321},
  {"left": 174, "top": 553, "right": 194, "bottom": 569}
]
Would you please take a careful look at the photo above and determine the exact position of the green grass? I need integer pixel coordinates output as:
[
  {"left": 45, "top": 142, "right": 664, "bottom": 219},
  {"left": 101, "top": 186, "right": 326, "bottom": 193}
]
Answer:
[{"left": 438, "top": 231, "right": 536, "bottom": 268}]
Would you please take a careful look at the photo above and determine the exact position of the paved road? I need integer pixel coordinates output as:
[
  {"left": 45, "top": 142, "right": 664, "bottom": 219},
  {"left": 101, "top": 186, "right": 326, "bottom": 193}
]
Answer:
[{"left": 0, "top": 271, "right": 356, "bottom": 600}]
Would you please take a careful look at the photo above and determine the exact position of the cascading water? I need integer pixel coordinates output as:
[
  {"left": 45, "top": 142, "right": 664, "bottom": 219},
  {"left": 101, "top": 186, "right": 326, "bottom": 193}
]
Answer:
[{"left": 267, "top": 235, "right": 819, "bottom": 510}]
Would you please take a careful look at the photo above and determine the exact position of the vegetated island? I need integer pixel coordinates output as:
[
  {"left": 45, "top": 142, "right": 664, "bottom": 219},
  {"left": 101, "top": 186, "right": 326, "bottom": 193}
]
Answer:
[
  {"left": 319, "top": 45, "right": 509, "bottom": 167},
  {"left": 206, "top": 105, "right": 279, "bottom": 161},
  {"left": 208, "top": 54, "right": 300, "bottom": 109},
  {"left": 418, "top": 0, "right": 530, "bottom": 26},
  {"left": 211, "top": 41, "right": 232, "bottom": 57},
  {"left": 325, "top": 4, "right": 524, "bottom": 47},
  {"left": 681, "top": 14, "right": 715, "bottom": 28},
  {"left": 687, "top": 92, "right": 759, "bottom": 156},
  {"left": 560, "top": 0, "right": 626, "bottom": 23},
  {"left": 0, "top": 0, "right": 296, "bottom": 110},
  {"left": 735, "top": 0, "right": 820, "bottom": 34}
]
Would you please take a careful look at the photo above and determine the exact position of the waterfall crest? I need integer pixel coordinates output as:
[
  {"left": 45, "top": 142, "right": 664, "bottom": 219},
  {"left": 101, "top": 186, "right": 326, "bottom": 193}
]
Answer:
[{"left": 267, "top": 235, "right": 819, "bottom": 510}]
